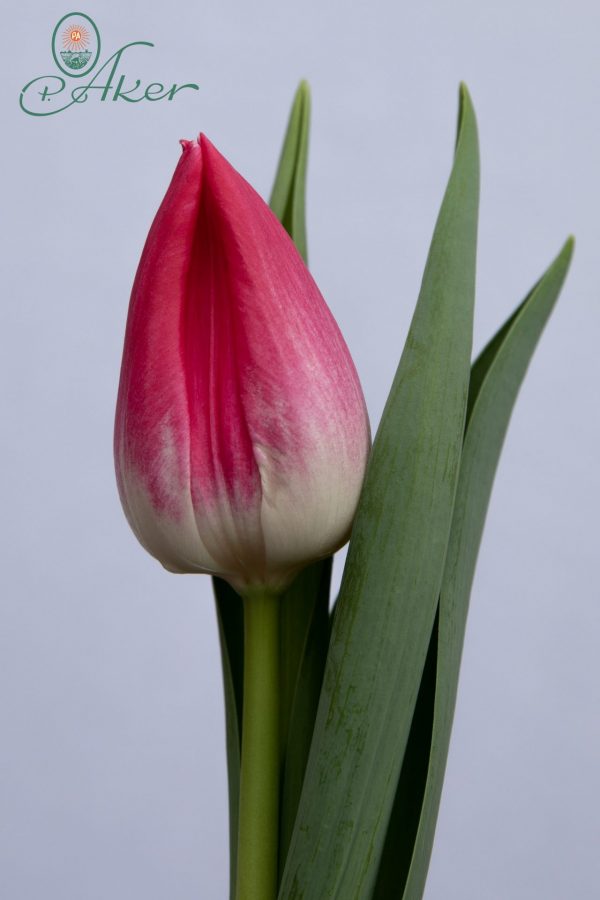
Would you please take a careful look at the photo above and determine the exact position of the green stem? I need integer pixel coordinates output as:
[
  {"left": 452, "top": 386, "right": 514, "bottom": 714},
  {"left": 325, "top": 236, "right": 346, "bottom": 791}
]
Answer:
[{"left": 235, "top": 588, "right": 281, "bottom": 900}]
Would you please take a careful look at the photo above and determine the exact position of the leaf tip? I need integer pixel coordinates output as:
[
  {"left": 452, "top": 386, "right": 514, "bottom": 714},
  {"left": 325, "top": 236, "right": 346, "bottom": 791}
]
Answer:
[
  {"left": 553, "top": 235, "right": 575, "bottom": 276},
  {"left": 294, "top": 80, "right": 311, "bottom": 122},
  {"left": 455, "top": 82, "right": 479, "bottom": 163},
  {"left": 458, "top": 80, "right": 471, "bottom": 104},
  {"left": 297, "top": 79, "right": 311, "bottom": 101},
  {"left": 457, "top": 82, "right": 474, "bottom": 123}
]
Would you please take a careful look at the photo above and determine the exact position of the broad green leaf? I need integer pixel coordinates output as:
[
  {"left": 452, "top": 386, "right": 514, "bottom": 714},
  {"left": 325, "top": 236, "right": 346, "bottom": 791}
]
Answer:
[
  {"left": 214, "top": 80, "right": 333, "bottom": 896},
  {"left": 279, "top": 559, "right": 332, "bottom": 873},
  {"left": 371, "top": 317, "right": 523, "bottom": 900},
  {"left": 269, "top": 80, "right": 311, "bottom": 263},
  {"left": 372, "top": 613, "right": 439, "bottom": 898},
  {"left": 389, "top": 238, "right": 574, "bottom": 900},
  {"left": 278, "top": 83, "right": 480, "bottom": 899}
]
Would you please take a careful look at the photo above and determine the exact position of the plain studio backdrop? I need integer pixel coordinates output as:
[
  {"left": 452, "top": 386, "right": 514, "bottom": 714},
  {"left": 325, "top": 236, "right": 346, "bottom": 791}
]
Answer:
[{"left": 1, "top": 1, "right": 598, "bottom": 898}]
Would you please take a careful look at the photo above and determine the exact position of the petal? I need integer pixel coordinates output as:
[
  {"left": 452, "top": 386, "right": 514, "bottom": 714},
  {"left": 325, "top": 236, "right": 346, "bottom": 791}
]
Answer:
[
  {"left": 115, "top": 135, "right": 370, "bottom": 590},
  {"left": 115, "top": 141, "right": 219, "bottom": 573},
  {"left": 184, "top": 137, "right": 370, "bottom": 585}
]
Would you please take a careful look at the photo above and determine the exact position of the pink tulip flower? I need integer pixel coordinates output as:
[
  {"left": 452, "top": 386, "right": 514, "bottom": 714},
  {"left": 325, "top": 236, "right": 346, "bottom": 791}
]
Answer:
[{"left": 114, "top": 135, "right": 370, "bottom": 594}]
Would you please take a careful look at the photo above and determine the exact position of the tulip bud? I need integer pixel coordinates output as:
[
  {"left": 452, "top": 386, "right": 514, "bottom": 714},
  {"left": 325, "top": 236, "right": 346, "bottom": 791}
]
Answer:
[{"left": 114, "top": 135, "right": 370, "bottom": 594}]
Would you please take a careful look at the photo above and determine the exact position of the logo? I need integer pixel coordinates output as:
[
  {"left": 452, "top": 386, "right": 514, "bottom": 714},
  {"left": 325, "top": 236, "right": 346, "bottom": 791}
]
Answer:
[
  {"left": 52, "top": 12, "right": 100, "bottom": 76},
  {"left": 20, "top": 12, "right": 199, "bottom": 117}
]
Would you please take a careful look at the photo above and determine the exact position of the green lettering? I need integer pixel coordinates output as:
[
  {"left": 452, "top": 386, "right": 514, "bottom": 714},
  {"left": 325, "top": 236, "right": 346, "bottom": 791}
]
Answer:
[
  {"left": 144, "top": 82, "right": 168, "bottom": 100},
  {"left": 166, "top": 82, "right": 200, "bottom": 100},
  {"left": 113, "top": 74, "right": 144, "bottom": 102},
  {"left": 19, "top": 76, "right": 69, "bottom": 117}
]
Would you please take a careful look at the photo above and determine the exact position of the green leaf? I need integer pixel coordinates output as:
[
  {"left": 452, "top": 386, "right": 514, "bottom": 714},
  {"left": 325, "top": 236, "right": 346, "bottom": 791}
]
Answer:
[
  {"left": 269, "top": 80, "right": 311, "bottom": 263},
  {"left": 372, "top": 612, "right": 439, "bottom": 898},
  {"left": 214, "top": 80, "right": 334, "bottom": 896},
  {"left": 279, "top": 559, "right": 332, "bottom": 873},
  {"left": 382, "top": 237, "right": 574, "bottom": 900},
  {"left": 213, "top": 577, "right": 244, "bottom": 899},
  {"left": 278, "top": 83, "right": 480, "bottom": 899}
]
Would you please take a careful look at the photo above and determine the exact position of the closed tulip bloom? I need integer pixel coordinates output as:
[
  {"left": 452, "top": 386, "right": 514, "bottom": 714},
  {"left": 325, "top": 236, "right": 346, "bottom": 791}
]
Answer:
[{"left": 114, "top": 135, "right": 370, "bottom": 594}]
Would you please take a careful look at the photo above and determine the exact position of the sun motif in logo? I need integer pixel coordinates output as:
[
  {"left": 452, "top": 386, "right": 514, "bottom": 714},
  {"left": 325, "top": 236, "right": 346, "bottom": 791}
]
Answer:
[{"left": 62, "top": 23, "right": 90, "bottom": 52}]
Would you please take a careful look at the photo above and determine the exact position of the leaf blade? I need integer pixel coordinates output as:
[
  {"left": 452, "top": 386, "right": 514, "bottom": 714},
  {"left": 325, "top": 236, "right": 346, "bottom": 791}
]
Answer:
[
  {"left": 279, "top": 83, "right": 480, "bottom": 899},
  {"left": 269, "top": 80, "right": 311, "bottom": 263},
  {"left": 397, "top": 237, "right": 574, "bottom": 900},
  {"left": 278, "top": 559, "right": 332, "bottom": 872}
]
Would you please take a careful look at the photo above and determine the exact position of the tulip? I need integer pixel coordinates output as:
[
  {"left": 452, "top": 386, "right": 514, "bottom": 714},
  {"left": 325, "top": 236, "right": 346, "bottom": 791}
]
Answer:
[{"left": 114, "top": 134, "right": 370, "bottom": 595}]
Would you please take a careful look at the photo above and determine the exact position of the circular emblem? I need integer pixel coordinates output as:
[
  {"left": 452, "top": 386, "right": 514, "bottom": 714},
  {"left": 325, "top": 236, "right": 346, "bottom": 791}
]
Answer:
[{"left": 52, "top": 12, "right": 100, "bottom": 78}]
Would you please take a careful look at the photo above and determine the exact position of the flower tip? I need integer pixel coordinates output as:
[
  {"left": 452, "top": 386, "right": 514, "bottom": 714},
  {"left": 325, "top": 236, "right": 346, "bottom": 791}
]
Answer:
[
  {"left": 180, "top": 137, "right": 205, "bottom": 154},
  {"left": 198, "top": 133, "right": 216, "bottom": 155}
]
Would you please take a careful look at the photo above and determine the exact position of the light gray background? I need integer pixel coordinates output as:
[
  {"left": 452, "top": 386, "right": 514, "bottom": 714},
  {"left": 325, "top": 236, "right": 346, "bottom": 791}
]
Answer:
[{"left": 2, "top": 1, "right": 598, "bottom": 898}]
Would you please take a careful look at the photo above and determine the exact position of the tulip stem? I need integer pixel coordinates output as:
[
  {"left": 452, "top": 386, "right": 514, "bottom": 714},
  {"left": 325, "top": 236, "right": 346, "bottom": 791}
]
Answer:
[{"left": 236, "top": 588, "right": 281, "bottom": 900}]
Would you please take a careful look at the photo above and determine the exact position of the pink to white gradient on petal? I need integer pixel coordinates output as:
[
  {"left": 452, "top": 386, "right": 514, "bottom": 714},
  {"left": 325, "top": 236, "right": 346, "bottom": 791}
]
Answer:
[{"left": 115, "top": 135, "right": 370, "bottom": 593}]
